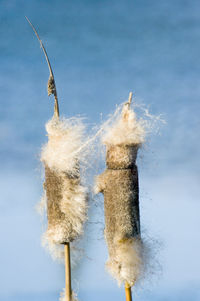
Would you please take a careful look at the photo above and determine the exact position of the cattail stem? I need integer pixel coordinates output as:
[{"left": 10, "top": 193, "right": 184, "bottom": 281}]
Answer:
[
  {"left": 125, "top": 282, "right": 132, "bottom": 301},
  {"left": 128, "top": 92, "right": 133, "bottom": 106},
  {"left": 126, "top": 91, "right": 133, "bottom": 110},
  {"left": 54, "top": 95, "right": 59, "bottom": 118},
  {"left": 65, "top": 243, "right": 72, "bottom": 301}
]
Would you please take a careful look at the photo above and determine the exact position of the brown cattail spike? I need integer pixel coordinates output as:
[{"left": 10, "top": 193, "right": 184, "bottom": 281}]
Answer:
[
  {"left": 26, "top": 16, "right": 59, "bottom": 118},
  {"left": 95, "top": 93, "right": 145, "bottom": 290}
]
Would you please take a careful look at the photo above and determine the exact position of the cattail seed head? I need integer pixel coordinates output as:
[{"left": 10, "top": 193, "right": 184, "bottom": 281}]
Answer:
[
  {"left": 95, "top": 100, "right": 145, "bottom": 286},
  {"left": 40, "top": 117, "right": 88, "bottom": 259}
]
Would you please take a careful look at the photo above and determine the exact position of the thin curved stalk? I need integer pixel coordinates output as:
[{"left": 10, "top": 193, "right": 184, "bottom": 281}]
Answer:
[{"left": 26, "top": 16, "right": 59, "bottom": 118}]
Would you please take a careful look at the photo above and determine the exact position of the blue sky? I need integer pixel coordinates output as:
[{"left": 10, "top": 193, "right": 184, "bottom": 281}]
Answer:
[{"left": 0, "top": 0, "right": 200, "bottom": 300}]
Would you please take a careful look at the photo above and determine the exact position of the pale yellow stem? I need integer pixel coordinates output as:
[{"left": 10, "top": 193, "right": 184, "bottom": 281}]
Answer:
[
  {"left": 65, "top": 243, "right": 72, "bottom": 301},
  {"left": 54, "top": 95, "right": 59, "bottom": 118},
  {"left": 123, "top": 91, "right": 133, "bottom": 120},
  {"left": 125, "top": 282, "right": 132, "bottom": 301},
  {"left": 128, "top": 92, "right": 133, "bottom": 108}
]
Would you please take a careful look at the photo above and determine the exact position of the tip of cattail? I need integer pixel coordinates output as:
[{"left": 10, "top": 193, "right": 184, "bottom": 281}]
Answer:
[
  {"left": 128, "top": 91, "right": 133, "bottom": 106},
  {"left": 102, "top": 104, "right": 145, "bottom": 147}
]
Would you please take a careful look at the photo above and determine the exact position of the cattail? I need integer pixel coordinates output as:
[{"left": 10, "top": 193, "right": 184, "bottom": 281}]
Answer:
[
  {"left": 95, "top": 93, "right": 145, "bottom": 299},
  {"left": 41, "top": 117, "right": 88, "bottom": 301},
  {"left": 26, "top": 17, "right": 88, "bottom": 301}
]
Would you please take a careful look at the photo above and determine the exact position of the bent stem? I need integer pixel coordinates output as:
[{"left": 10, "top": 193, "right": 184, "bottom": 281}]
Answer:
[
  {"left": 25, "top": 16, "right": 59, "bottom": 118},
  {"left": 65, "top": 243, "right": 72, "bottom": 301},
  {"left": 125, "top": 282, "right": 132, "bottom": 301}
]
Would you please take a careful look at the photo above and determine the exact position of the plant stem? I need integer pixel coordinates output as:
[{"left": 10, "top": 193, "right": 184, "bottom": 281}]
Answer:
[
  {"left": 65, "top": 243, "right": 72, "bottom": 301},
  {"left": 54, "top": 95, "right": 59, "bottom": 118},
  {"left": 128, "top": 92, "right": 133, "bottom": 109},
  {"left": 125, "top": 282, "right": 132, "bottom": 301}
]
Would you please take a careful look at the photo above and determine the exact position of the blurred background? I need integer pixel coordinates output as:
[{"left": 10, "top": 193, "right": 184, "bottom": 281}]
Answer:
[{"left": 0, "top": 0, "right": 200, "bottom": 300}]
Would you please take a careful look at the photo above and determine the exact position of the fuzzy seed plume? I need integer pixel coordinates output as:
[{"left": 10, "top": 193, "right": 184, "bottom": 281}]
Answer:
[
  {"left": 102, "top": 103, "right": 145, "bottom": 147},
  {"left": 41, "top": 117, "right": 86, "bottom": 175},
  {"left": 106, "top": 238, "right": 143, "bottom": 286}
]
